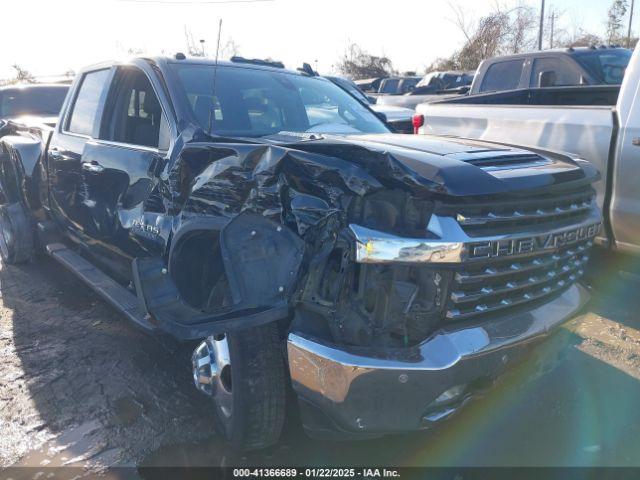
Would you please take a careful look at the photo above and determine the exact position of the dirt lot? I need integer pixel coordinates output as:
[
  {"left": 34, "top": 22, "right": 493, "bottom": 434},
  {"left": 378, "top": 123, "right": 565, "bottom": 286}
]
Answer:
[{"left": 1, "top": 253, "right": 640, "bottom": 475}]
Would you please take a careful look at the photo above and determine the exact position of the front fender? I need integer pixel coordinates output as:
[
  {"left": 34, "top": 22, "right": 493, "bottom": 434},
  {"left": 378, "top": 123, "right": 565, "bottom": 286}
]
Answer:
[
  {"left": 0, "top": 135, "right": 46, "bottom": 210},
  {"left": 133, "top": 212, "right": 305, "bottom": 340}
]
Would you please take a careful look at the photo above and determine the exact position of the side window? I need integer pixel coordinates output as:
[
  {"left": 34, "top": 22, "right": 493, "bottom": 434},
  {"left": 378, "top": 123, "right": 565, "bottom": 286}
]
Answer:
[
  {"left": 67, "top": 69, "right": 110, "bottom": 136},
  {"left": 101, "top": 67, "right": 169, "bottom": 149},
  {"left": 530, "top": 57, "right": 582, "bottom": 87},
  {"left": 479, "top": 60, "right": 524, "bottom": 93},
  {"left": 379, "top": 79, "right": 399, "bottom": 94}
]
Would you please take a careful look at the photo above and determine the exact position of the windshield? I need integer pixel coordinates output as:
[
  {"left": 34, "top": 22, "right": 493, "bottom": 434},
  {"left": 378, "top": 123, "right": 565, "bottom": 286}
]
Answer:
[
  {"left": 170, "top": 64, "right": 390, "bottom": 137},
  {"left": 0, "top": 86, "right": 68, "bottom": 118},
  {"left": 574, "top": 49, "right": 632, "bottom": 84}
]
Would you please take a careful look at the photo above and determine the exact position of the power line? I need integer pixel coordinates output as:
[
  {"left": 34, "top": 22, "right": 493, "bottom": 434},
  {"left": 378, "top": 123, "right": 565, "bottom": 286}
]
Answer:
[{"left": 115, "top": 0, "right": 274, "bottom": 4}]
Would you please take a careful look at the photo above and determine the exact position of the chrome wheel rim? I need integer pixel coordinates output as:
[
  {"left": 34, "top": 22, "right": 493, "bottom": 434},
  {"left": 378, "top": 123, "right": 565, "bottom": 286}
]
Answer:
[
  {"left": 0, "top": 212, "right": 11, "bottom": 260},
  {"left": 192, "top": 334, "right": 233, "bottom": 419}
]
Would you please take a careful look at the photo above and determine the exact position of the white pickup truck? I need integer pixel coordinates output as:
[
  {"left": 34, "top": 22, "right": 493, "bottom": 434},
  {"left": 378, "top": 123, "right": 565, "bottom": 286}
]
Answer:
[{"left": 416, "top": 46, "right": 640, "bottom": 256}]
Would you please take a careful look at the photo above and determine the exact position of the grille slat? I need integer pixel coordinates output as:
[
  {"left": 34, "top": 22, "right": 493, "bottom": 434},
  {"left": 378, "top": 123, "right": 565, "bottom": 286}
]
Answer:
[
  {"left": 440, "top": 185, "right": 597, "bottom": 322},
  {"left": 437, "top": 187, "right": 596, "bottom": 236},
  {"left": 446, "top": 259, "right": 586, "bottom": 321},
  {"left": 456, "top": 201, "right": 592, "bottom": 227},
  {"left": 446, "top": 240, "right": 591, "bottom": 320},
  {"left": 450, "top": 254, "right": 589, "bottom": 306},
  {"left": 454, "top": 241, "right": 592, "bottom": 285}
]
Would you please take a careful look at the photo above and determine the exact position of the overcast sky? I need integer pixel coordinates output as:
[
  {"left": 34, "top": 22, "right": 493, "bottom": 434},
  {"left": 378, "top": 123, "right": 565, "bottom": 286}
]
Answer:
[{"left": 0, "top": 0, "right": 629, "bottom": 80}]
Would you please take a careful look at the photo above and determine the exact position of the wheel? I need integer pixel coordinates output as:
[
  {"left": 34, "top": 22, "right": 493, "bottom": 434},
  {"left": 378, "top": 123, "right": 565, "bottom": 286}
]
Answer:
[
  {"left": 192, "top": 322, "right": 287, "bottom": 450},
  {"left": 0, "top": 202, "right": 34, "bottom": 264}
]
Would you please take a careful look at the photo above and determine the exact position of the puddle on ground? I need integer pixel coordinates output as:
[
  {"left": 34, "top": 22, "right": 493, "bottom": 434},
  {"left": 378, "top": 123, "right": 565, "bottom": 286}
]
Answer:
[
  {"left": 113, "top": 396, "right": 145, "bottom": 426},
  {"left": 12, "top": 419, "right": 124, "bottom": 471}
]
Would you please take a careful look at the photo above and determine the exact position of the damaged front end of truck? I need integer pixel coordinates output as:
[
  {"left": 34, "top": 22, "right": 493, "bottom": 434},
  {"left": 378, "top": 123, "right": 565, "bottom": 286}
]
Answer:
[{"left": 132, "top": 128, "right": 601, "bottom": 437}]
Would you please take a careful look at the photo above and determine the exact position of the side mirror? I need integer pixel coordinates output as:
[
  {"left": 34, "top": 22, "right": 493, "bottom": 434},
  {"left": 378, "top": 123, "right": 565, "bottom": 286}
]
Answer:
[
  {"left": 367, "top": 96, "right": 377, "bottom": 104},
  {"left": 538, "top": 70, "right": 557, "bottom": 88}
]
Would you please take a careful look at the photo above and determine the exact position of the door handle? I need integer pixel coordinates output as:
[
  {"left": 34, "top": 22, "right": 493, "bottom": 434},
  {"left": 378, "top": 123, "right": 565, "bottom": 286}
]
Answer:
[
  {"left": 633, "top": 138, "right": 640, "bottom": 146},
  {"left": 49, "top": 148, "right": 64, "bottom": 160},
  {"left": 82, "top": 161, "right": 105, "bottom": 173}
]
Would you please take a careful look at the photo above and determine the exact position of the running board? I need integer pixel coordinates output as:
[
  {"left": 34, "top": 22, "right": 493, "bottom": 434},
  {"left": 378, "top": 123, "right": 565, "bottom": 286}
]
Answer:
[{"left": 45, "top": 243, "right": 157, "bottom": 333}]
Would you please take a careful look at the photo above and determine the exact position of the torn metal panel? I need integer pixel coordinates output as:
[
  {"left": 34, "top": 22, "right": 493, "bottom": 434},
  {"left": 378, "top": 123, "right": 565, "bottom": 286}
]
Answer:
[{"left": 133, "top": 125, "right": 601, "bottom": 342}]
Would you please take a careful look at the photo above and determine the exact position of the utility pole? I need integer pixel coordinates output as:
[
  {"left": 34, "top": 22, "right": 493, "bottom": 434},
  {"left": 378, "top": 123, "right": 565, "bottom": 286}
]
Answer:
[
  {"left": 200, "top": 39, "right": 206, "bottom": 56},
  {"left": 628, "top": 0, "right": 635, "bottom": 48},
  {"left": 538, "top": 0, "right": 546, "bottom": 50},
  {"left": 549, "top": 9, "right": 556, "bottom": 49}
]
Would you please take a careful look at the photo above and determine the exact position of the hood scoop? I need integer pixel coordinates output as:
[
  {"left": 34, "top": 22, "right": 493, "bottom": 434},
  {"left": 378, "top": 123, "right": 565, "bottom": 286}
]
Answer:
[{"left": 461, "top": 153, "right": 552, "bottom": 172}]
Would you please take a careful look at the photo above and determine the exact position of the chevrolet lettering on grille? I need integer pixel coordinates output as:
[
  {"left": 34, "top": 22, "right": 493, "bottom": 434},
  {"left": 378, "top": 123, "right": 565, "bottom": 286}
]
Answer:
[{"left": 468, "top": 222, "right": 601, "bottom": 259}]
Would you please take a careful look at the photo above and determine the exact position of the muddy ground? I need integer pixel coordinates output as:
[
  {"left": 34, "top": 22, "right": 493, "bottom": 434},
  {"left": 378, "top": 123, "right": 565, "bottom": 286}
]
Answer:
[{"left": 1, "top": 252, "right": 640, "bottom": 476}]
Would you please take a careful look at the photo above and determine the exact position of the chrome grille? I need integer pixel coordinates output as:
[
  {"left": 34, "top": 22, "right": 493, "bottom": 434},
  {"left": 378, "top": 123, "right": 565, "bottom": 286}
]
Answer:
[
  {"left": 446, "top": 239, "right": 592, "bottom": 321},
  {"left": 438, "top": 187, "right": 596, "bottom": 236}
]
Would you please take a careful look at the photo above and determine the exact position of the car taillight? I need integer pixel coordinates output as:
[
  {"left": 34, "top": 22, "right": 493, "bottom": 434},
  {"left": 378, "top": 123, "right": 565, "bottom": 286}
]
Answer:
[{"left": 412, "top": 114, "right": 424, "bottom": 134}]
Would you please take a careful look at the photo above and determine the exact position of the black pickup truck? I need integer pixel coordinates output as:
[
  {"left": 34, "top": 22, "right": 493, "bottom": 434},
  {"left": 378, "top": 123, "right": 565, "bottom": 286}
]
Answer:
[{"left": 0, "top": 55, "right": 602, "bottom": 450}]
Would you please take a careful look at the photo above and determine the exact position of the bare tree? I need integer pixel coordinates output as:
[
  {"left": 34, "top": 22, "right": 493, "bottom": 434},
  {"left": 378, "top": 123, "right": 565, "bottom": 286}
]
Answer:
[
  {"left": 606, "top": 0, "right": 629, "bottom": 44},
  {"left": 184, "top": 27, "right": 205, "bottom": 57},
  {"left": 440, "top": 2, "right": 538, "bottom": 71},
  {"left": 11, "top": 65, "right": 35, "bottom": 84},
  {"left": 425, "top": 57, "right": 459, "bottom": 73},
  {"left": 504, "top": 3, "right": 537, "bottom": 53},
  {"left": 336, "top": 43, "right": 394, "bottom": 79},
  {"left": 221, "top": 37, "right": 240, "bottom": 59},
  {"left": 127, "top": 47, "right": 145, "bottom": 56},
  {"left": 561, "top": 31, "right": 604, "bottom": 48}
]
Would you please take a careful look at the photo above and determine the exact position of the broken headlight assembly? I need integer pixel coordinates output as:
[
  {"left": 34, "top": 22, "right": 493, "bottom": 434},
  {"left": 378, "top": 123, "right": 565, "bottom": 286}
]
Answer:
[{"left": 296, "top": 191, "right": 452, "bottom": 348}]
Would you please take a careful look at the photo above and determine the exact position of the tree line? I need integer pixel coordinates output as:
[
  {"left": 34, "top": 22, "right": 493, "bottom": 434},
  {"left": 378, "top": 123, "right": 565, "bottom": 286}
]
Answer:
[{"left": 337, "top": 0, "right": 637, "bottom": 79}]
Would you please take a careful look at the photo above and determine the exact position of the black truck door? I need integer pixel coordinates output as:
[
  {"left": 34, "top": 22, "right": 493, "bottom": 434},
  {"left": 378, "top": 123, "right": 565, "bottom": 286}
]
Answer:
[
  {"left": 74, "top": 65, "right": 172, "bottom": 281},
  {"left": 47, "top": 68, "right": 112, "bottom": 240}
]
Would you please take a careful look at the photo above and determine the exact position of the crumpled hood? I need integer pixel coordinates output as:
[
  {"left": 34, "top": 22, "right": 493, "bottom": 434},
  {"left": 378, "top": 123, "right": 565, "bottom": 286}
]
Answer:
[{"left": 280, "top": 133, "right": 599, "bottom": 197}]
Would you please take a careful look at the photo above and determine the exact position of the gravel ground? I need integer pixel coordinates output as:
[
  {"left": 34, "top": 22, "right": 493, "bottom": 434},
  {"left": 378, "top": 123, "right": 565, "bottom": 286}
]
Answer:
[
  {"left": 1, "top": 252, "right": 640, "bottom": 475},
  {"left": 0, "top": 257, "right": 218, "bottom": 471}
]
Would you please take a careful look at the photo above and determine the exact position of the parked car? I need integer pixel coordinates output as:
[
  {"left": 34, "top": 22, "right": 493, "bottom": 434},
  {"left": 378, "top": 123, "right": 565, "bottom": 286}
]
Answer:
[
  {"left": 468, "top": 46, "right": 631, "bottom": 95},
  {"left": 416, "top": 45, "right": 640, "bottom": 256},
  {"left": 376, "top": 70, "right": 474, "bottom": 110},
  {"left": 354, "top": 76, "right": 387, "bottom": 93},
  {"left": 0, "top": 55, "right": 600, "bottom": 451},
  {"left": 0, "top": 84, "right": 69, "bottom": 120},
  {"left": 414, "top": 70, "right": 475, "bottom": 91},
  {"left": 375, "top": 76, "right": 422, "bottom": 96},
  {"left": 325, "top": 76, "right": 414, "bottom": 133}
]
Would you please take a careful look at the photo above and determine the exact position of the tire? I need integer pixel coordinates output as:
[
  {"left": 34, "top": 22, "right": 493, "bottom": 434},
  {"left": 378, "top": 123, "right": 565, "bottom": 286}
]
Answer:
[
  {"left": 193, "top": 322, "right": 287, "bottom": 450},
  {"left": 0, "top": 202, "right": 34, "bottom": 264}
]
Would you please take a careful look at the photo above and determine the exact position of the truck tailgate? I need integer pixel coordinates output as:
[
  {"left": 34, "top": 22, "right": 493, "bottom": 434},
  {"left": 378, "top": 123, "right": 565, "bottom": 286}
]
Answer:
[{"left": 418, "top": 104, "right": 614, "bottom": 209}]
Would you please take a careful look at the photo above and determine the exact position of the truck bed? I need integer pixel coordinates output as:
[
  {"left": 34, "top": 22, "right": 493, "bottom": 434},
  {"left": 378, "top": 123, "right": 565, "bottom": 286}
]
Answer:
[
  {"left": 418, "top": 87, "right": 618, "bottom": 211},
  {"left": 430, "top": 85, "right": 620, "bottom": 107}
]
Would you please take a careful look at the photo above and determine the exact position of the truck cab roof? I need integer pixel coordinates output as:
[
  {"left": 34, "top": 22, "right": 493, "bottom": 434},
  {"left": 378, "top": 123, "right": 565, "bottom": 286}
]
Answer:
[
  {"left": 79, "top": 55, "right": 306, "bottom": 78},
  {"left": 470, "top": 47, "right": 632, "bottom": 94}
]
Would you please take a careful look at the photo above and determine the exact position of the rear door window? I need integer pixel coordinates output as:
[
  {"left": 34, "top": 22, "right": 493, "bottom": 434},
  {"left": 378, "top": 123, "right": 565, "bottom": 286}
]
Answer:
[
  {"left": 67, "top": 69, "right": 110, "bottom": 136},
  {"left": 479, "top": 60, "right": 524, "bottom": 93},
  {"left": 530, "top": 57, "right": 582, "bottom": 87},
  {"left": 101, "top": 67, "right": 169, "bottom": 149}
]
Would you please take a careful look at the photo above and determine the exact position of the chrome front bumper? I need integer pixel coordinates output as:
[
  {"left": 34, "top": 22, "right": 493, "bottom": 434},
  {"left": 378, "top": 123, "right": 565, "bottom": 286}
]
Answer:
[{"left": 287, "top": 283, "right": 589, "bottom": 436}]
